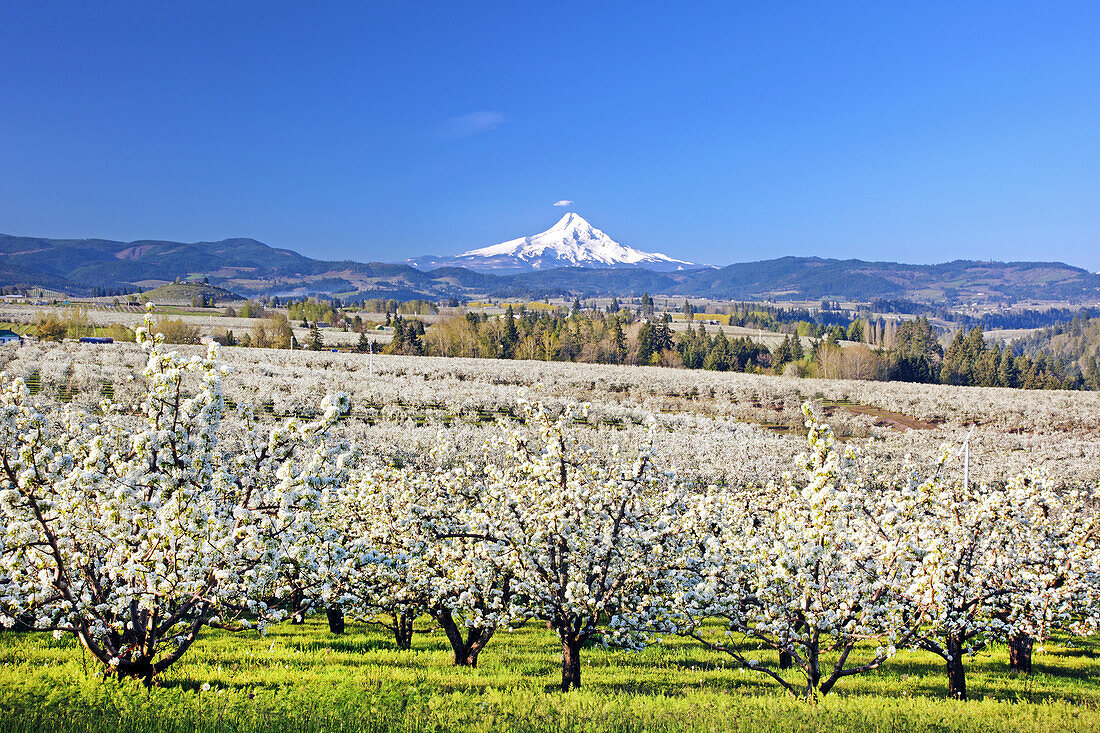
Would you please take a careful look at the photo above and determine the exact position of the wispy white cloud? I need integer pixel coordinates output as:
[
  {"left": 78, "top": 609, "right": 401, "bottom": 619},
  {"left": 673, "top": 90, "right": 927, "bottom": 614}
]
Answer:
[
  {"left": 437, "top": 111, "right": 504, "bottom": 140},
  {"left": 553, "top": 200, "right": 573, "bottom": 207}
]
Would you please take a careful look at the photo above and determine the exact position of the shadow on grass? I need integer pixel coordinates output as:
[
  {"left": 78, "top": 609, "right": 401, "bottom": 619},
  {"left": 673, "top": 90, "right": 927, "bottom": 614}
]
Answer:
[{"left": 291, "top": 638, "right": 395, "bottom": 655}]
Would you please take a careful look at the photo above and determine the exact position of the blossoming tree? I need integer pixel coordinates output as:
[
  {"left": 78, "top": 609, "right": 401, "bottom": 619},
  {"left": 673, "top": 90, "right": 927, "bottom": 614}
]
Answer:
[
  {"left": 661, "top": 404, "right": 928, "bottom": 699},
  {"left": 470, "top": 398, "right": 684, "bottom": 690},
  {"left": 986, "top": 477, "right": 1100, "bottom": 674},
  {"left": 0, "top": 312, "right": 350, "bottom": 683},
  {"left": 907, "top": 465, "right": 1100, "bottom": 698}
]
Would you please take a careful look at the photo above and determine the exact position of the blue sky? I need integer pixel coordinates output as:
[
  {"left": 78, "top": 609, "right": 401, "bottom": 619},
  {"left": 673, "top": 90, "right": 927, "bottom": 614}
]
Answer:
[{"left": 1, "top": 1, "right": 1098, "bottom": 269}]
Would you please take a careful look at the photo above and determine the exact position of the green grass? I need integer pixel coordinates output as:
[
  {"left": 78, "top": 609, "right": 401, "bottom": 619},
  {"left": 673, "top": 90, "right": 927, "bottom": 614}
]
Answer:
[
  {"left": 0, "top": 321, "right": 33, "bottom": 336},
  {"left": 2, "top": 619, "right": 1099, "bottom": 732}
]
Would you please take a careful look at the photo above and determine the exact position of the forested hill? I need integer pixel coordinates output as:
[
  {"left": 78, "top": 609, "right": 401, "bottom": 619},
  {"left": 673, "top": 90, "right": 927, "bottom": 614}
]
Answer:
[
  {"left": 1011, "top": 312, "right": 1100, "bottom": 389},
  {"left": 2, "top": 232, "right": 1099, "bottom": 305},
  {"left": 683, "top": 257, "right": 1100, "bottom": 302}
]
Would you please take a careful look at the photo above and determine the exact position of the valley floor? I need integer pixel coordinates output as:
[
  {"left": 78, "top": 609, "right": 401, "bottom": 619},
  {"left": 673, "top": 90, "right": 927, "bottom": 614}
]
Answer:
[{"left": 2, "top": 620, "right": 1099, "bottom": 732}]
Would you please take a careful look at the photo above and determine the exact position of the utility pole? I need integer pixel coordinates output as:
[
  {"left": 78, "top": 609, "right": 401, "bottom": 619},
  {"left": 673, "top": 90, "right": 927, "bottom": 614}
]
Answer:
[{"left": 961, "top": 424, "right": 975, "bottom": 489}]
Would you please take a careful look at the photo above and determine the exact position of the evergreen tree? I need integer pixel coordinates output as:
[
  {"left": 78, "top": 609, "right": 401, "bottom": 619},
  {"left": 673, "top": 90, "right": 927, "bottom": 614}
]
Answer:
[
  {"left": 391, "top": 316, "right": 405, "bottom": 349},
  {"left": 1085, "top": 348, "right": 1100, "bottom": 390},
  {"left": 940, "top": 330, "right": 970, "bottom": 385},
  {"left": 406, "top": 321, "right": 424, "bottom": 355},
  {"left": 637, "top": 322, "right": 656, "bottom": 365},
  {"left": 790, "top": 333, "right": 805, "bottom": 361},
  {"left": 609, "top": 316, "right": 626, "bottom": 363},
  {"left": 704, "top": 331, "right": 731, "bottom": 371},
  {"left": 773, "top": 335, "right": 793, "bottom": 368},
  {"left": 502, "top": 306, "right": 519, "bottom": 358},
  {"left": 975, "top": 346, "right": 1001, "bottom": 387},
  {"left": 653, "top": 314, "right": 674, "bottom": 353},
  {"left": 307, "top": 324, "right": 324, "bottom": 351},
  {"left": 846, "top": 320, "right": 864, "bottom": 342},
  {"left": 997, "top": 347, "right": 1019, "bottom": 388},
  {"left": 891, "top": 318, "right": 942, "bottom": 383}
]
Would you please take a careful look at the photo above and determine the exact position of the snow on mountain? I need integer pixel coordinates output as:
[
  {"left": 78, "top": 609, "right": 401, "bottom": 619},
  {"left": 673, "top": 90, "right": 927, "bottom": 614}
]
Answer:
[{"left": 407, "top": 213, "right": 695, "bottom": 272}]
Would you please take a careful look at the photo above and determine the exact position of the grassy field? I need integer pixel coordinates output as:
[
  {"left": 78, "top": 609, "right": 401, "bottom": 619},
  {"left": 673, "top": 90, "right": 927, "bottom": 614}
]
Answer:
[{"left": 2, "top": 619, "right": 1100, "bottom": 732}]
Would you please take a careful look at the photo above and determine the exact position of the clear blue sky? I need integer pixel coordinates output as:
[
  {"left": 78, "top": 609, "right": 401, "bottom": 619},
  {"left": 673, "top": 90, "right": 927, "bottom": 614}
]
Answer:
[{"left": 2, "top": 1, "right": 1098, "bottom": 269}]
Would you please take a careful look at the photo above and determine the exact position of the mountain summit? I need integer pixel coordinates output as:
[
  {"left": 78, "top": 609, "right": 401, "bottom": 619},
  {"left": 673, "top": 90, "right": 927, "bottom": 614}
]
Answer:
[{"left": 407, "top": 213, "right": 695, "bottom": 272}]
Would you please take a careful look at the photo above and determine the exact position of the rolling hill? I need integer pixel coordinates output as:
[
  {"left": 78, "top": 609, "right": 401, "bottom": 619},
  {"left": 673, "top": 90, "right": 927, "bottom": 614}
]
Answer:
[{"left": 2, "top": 232, "right": 1099, "bottom": 306}]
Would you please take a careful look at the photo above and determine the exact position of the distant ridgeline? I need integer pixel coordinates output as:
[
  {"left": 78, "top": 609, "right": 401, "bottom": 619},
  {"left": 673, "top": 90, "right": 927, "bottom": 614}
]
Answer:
[{"left": 2, "top": 232, "right": 1100, "bottom": 305}]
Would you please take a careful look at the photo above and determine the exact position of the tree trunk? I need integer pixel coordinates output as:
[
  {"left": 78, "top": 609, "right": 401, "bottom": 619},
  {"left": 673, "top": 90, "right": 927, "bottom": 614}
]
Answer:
[
  {"left": 393, "top": 612, "right": 414, "bottom": 650},
  {"left": 560, "top": 634, "right": 583, "bottom": 691},
  {"left": 435, "top": 611, "right": 494, "bottom": 667},
  {"left": 289, "top": 587, "right": 305, "bottom": 624},
  {"left": 108, "top": 657, "right": 156, "bottom": 687},
  {"left": 1008, "top": 633, "right": 1033, "bottom": 674},
  {"left": 462, "top": 627, "right": 492, "bottom": 667},
  {"left": 326, "top": 607, "right": 345, "bottom": 635},
  {"left": 803, "top": 641, "right": 821, "bottom": 701},
  {"left": 946, "top": 638, "right": 967, "bottom": 700},
  {"left": 781, "top": 620, "right": 806, "bottom": 672}
]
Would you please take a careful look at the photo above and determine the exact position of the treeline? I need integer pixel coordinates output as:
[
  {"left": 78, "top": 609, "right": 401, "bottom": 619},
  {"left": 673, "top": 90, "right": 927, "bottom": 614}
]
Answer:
[
  {"left": 390, "top": 307, "right": 1084, "bottom": 390},
  {"left": 284, "top": 298, "right": 437, "bottom": 328},
  {"left": 1012, "top": 311, "right": 1100, "bottom": 390},
  {"left": 90, "top": 285, "right": 140, "bottom": 298},
  {"left": 951, "top": 307, "right": 1095, "bottom": 331},
  {"left": 31, "top": 309, "right": 135, "bottom": 343},
  {"left": 890, "top": 319, "right": 1078, "bottom": 389},
  {"left": 286, "top": 298, "right": 437, "bottom": 325},
  {"left": 721, "top": 302, "right": 852, "bottom": 336}
]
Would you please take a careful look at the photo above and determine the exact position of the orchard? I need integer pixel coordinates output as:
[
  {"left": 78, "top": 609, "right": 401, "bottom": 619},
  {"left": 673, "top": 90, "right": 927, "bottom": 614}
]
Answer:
[{"left": 2, "top": 312, "right": 1100, "bottom": 730}]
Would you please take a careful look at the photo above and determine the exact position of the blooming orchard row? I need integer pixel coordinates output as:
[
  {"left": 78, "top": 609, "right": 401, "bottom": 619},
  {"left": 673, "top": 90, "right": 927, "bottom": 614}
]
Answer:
[
  {"left": 6, "top": 340, "right": 1100, "bottom": 489},
  {"left": 1, "top": 322, "right": 1099, "bottom": 699}
]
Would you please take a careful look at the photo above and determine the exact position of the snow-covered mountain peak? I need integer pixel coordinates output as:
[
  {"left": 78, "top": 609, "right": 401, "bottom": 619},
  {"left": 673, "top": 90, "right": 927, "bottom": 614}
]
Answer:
[
  {"left": 452, "top": 213, "right": 694, "bottom": 271},
  {"left": 545, "top": 211, "right": 592, "bottom": 233}
]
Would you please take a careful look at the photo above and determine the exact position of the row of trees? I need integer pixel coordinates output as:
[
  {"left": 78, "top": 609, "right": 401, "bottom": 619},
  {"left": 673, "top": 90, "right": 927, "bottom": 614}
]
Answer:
[
  {"left": 1013, "top": 311, "right": 1100, "bottom": 390},
  {"left": 286, "top": 298, "right": 439, "bottom": 327},
  {"left": 32, "top": 309, "right": 135, "bottom": 343},
  {"left": 407, "top": 307, "right": 775, "bottom": 371},
  {"left": 2, "top": 315, "right": 1097, "bottom": 699},
  {"left": 893, "top": 320, "right": 1078, "bottom": 388},
  {"left": 89, "top": 285, "right": 139, "bottom": 298},
  {"left": 400, "top": 308, "right": 1082, "bottom": 389},
  {"left": 17, "top": 301, "right": 1083, "bottom": 390},
  {"left": 274, "top": 295, "right": 1100, "bottom": 391}
]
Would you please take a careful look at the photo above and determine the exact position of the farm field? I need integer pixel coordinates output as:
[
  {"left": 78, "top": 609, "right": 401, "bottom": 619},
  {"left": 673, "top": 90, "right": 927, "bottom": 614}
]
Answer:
[
  {"left": 0, "top": 302, "right": 394, "bottom": 347},
  {"left": 2, "top": 620, "right": 1100, "bottom": 732}
]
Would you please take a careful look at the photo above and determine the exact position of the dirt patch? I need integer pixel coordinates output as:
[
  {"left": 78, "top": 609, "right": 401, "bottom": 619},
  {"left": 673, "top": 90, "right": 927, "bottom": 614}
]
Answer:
[{"left": 823, "top": 401, "right": 938, "bottom": 431}]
